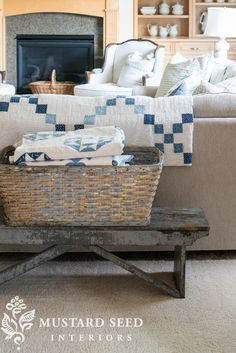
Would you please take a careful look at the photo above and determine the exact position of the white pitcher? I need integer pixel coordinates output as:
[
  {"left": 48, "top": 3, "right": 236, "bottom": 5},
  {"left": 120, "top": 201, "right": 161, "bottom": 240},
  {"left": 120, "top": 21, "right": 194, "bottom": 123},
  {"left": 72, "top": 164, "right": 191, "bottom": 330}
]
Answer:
[
  {"left": 159, "top": 25, "right": 170, "bottom": 38},
  {"left": 147, "top": 24, "right": 158, "bottom": 37},
  {"left": 169, "top": 24, "right": 178, "bottom": 37},
  {"left": 199, "top": 12, "right": 208, "bottom": 33}
]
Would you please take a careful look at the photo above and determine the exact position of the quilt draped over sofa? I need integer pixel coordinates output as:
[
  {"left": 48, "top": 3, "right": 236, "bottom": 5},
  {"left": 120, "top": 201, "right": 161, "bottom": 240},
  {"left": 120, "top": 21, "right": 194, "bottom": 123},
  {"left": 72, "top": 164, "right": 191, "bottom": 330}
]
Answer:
[{"left": 0, "top": 94, "right": 194, "bottom": 166}]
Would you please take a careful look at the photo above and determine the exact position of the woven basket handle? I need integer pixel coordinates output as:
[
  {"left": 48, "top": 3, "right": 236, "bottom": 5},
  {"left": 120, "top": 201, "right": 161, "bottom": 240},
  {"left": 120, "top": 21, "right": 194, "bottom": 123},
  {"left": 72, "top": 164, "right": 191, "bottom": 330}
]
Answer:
[{"left": 50, "top": 69, "right": 57, "bottom": 93}]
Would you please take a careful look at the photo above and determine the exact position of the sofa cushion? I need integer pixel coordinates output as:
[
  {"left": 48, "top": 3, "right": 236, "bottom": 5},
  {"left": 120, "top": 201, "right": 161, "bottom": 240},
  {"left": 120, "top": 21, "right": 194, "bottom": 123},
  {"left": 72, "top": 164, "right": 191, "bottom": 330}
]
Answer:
[
  {"left": 74, "top": 83, "right": 132, "bottom": 97},
  {"left": 193, "top": 93, "right": 236, "bottom": 117},
  {"left": 117, "top": 52, "right": 154, "bottom": 87}
]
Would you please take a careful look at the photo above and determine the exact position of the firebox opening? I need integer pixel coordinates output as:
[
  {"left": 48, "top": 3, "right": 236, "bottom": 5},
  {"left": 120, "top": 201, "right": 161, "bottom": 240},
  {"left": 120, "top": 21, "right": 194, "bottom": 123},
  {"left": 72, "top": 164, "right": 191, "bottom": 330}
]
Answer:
[{"left": 17, "top": 34, "right": 94, "bottom": 94}]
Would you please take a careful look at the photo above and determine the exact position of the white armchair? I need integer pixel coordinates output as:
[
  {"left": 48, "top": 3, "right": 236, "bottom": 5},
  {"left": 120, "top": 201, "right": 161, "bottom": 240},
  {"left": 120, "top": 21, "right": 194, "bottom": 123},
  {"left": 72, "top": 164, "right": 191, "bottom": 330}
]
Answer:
[{"left": 74, "top": 39, "right": 165, "bottom": 97}]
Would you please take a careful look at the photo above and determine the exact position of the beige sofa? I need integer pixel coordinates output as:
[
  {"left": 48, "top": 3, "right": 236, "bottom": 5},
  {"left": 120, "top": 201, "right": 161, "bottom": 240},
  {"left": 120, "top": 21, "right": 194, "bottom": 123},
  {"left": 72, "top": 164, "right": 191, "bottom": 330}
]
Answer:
[{"left": 156, "top": 93, "right": 236, "bottom": 250}]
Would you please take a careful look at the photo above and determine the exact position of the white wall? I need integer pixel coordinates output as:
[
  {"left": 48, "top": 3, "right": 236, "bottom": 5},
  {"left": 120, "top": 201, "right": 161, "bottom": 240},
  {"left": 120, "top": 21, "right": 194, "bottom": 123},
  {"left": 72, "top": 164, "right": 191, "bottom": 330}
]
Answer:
[{"left": 119, "top": 0, "right": 134, "bottom": 42}]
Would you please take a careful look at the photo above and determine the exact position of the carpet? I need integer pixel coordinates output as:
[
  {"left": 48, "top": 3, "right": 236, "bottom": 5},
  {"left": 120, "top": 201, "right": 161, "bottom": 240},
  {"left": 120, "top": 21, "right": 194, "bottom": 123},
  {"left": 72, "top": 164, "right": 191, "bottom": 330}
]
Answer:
[{"left": 0, "top": 255, "right": 235, "bottom": 353}]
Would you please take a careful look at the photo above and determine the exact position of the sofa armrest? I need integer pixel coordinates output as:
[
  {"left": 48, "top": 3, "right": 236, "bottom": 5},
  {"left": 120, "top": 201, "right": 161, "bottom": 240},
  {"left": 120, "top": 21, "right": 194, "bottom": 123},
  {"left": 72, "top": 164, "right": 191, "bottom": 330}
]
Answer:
[
  {"left": 86, "top": 71, "right": 111, "bottom": 84},
  {"left": 132, "top": 86, "right": 158, "bottom": 97}
]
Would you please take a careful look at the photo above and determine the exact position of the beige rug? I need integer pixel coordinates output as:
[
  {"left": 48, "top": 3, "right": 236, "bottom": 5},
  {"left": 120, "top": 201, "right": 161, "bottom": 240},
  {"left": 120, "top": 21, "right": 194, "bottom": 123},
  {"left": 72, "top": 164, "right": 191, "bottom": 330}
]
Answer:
[{"left": 0, "top": 256, "right": 235, "bottom": 353}]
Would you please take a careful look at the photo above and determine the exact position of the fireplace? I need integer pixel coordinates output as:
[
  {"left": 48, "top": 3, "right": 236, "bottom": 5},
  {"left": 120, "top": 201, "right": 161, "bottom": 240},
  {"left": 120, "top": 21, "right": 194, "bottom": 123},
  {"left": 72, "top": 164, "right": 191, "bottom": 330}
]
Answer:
[{"left": 16, "top": 34, "right": 94, "bottom": 94}]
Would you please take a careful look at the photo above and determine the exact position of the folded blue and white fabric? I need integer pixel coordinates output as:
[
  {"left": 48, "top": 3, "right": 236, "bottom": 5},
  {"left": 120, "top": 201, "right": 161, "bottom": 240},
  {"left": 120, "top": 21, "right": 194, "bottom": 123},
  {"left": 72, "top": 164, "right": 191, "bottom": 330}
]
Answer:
[
  {"left": 14, "top": 155, "right": 133, "bottom": 167},
  {"left": 14, "top": 126, "right": 125, "bottom": 164}
]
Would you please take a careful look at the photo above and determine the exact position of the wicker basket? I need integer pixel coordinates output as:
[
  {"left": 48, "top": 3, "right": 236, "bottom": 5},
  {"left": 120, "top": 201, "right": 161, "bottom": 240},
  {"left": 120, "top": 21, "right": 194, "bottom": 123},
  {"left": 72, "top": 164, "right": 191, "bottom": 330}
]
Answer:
[
  {"left": 0, "top": 147, "right": 163, "bottom": 226},
  {"left": 28, "top": 70, "right": 77, "bottom": 95}
]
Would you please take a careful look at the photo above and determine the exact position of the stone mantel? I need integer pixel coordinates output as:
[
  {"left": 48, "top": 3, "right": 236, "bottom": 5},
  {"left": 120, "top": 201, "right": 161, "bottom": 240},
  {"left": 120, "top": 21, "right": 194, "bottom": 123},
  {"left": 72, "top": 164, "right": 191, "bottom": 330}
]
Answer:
[{"left": 0, "top": 0, "right": 120, "bottom": 69}]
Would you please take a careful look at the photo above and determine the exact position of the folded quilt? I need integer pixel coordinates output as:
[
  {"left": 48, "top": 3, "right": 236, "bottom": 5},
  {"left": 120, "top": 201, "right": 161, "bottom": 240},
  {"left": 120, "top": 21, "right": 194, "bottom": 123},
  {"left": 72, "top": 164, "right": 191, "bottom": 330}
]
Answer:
[
  {"left": 14, "top": 126, "right": 125, "bottom": 164},
  {"left": 15, "top": 155, "right": 133, "bottom": 167}
]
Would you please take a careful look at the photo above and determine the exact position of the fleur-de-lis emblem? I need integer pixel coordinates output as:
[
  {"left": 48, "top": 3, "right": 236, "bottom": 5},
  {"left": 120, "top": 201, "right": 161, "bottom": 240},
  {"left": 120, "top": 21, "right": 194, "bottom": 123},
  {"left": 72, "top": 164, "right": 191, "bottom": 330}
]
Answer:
[{"left": 1, "top": 296, "right": 35, "bottom": 351}]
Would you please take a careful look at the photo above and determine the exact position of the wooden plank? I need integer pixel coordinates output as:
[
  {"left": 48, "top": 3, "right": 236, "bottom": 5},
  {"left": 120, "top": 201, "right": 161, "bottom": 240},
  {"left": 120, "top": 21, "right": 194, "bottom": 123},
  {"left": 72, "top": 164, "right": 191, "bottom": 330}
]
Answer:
[
  {"left": 174, "top": 245, "right": 186, "bottom": 298},
  {"left": 0, "top": 207, "right": 209, "bottom": 246},
  {"left": 90, "top": 245, "right": 181, "bottom": 298},
  {"left": 0, "top": 207, "right": 209, "bottom": 231},
  {"left": 0, "top": 244, "right": 74, "bottom": 285},
  {"left": 0, "top": 228, "right": 208, "bottom": 246},
  {"left": 3, "top": 0, "right": 106, "bottom": 18}
]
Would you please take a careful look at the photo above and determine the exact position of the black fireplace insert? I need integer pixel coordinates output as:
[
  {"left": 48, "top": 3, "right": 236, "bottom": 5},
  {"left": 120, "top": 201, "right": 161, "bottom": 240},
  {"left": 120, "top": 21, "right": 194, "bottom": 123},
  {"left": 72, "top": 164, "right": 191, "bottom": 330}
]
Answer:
[{"left": 17, "top": 35, "right": 94, "bottom": 94}]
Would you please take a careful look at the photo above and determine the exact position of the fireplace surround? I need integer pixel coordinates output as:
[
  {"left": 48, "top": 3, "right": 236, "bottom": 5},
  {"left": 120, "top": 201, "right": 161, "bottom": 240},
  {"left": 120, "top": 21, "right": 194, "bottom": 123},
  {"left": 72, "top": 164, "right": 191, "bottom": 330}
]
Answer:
[{"left": 0, "top": 0, "right": 120, "bottom": 75}]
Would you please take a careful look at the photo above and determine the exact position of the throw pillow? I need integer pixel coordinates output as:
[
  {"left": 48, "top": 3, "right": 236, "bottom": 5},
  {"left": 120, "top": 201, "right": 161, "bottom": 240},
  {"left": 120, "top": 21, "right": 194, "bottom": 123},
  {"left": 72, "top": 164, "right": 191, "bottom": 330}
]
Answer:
[
  {"left": 156, "top": 53, "right": 214, "bottom": 97},
  {"left": 195, "top": 53, "right": 215, "bottom": 82},
  {"left": 170, "top": 53, "right": 214, "bottom": 80},
  {"left": 193, "top": 76, "right": 236, "bottom": 95},
  {"left": 170, "top": 52, "right": 188, "bottom": 64},
  {"left": 224, "top": 63, "right": 236, "bottom": 80},
  {"left": 155, "top": 58, "right": 201, "bottom": 97},
  {"left": 169, "top": 72, "right": 202, "bottom": 96},
  {"left": 193, "top": 81, "right": 222, "bottom": 95},
  {"left": 117, "top": 52, "right": 155, "bottom": 88},
  {"left": 210, "top": 61, "right": 236, "bottom": 84}
]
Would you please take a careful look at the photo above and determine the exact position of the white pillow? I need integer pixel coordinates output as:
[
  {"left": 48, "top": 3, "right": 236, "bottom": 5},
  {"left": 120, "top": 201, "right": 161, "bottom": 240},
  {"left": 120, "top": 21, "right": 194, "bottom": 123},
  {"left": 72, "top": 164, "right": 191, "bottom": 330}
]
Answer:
[
  {"left": 155, "top": 58, "right": 200, "bottom": 97},
  {"left": 210, "top": 61, "right": 236, "bottom": 84},
  {"left": 169, "top": 72, "right": 203, "bottom": 96},
  {"left": 170, "top": 53, "right": 214, "bottom": 80},
  {"left": 117, "top": 52, "right": 155, "bottom": 88},
  {"left": 194, "top": 76, "right": 236, "bottom": 95},
  {"left": 156, "top": 53, "right": 214, "bottom": 97},
  {"left": 170, "top": 52, "right": 188, "bottom": 64},
  {"left": 196, "top": 53, "right": 215, "bottom": 81}
]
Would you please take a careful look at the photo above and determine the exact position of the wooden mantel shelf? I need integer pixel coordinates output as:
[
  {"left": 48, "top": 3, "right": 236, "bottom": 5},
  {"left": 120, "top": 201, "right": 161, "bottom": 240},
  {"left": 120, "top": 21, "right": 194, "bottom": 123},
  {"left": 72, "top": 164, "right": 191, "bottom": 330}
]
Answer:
[{"left": 3, "top": 0, "right": 106, "bottom": 17}]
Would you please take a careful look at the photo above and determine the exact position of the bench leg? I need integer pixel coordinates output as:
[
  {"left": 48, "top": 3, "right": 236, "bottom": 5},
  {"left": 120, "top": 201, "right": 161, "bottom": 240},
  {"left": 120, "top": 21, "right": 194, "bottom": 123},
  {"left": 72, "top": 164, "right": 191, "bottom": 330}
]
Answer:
[
  {"left": 0, "top": 244, "right": 74, "bottom": 286},
  {"left": 90, "top": 245, "right": 181, "bottom": 298},
  {"left": 174, "top": 245, "right": 186, "bottom": 298}
]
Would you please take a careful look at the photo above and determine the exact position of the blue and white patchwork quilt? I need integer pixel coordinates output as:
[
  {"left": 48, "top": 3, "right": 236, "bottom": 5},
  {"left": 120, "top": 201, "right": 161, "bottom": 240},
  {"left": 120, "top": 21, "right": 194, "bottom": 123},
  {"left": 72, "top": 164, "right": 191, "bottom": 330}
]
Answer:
[
  {"left": 0, "top": 94, "right": 194, "bottom": 166},
  {"left": 13, "top": 126, "right": 125, "bottom": 162},
  {"left": 12, "top": 126, "right": 133, "bottom": 166}
]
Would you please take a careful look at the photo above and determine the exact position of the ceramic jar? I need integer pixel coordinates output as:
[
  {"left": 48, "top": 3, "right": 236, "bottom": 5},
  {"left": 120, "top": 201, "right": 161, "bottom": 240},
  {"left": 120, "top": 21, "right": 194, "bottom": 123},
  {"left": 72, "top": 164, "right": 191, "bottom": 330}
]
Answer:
[
  {"left": 159, "top": 0, "right": 170, "bottom": 15},
  {"left": 172, "top": 2, "right": 184, "bottom": 15}
]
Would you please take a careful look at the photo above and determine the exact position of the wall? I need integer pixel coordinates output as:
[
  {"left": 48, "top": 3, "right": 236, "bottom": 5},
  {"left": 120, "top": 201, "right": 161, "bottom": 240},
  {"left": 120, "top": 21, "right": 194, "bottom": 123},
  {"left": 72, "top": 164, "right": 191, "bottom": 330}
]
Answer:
[{"left": 119, "top": 0, "right": 134, "bottom": 42}]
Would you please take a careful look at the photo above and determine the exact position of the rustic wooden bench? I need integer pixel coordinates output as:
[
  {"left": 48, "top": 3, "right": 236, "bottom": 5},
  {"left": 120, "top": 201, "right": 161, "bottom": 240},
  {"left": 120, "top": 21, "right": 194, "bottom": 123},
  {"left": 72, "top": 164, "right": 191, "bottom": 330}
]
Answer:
[{"left": 0, "top": 207, "right": 209, "bottom": 298}]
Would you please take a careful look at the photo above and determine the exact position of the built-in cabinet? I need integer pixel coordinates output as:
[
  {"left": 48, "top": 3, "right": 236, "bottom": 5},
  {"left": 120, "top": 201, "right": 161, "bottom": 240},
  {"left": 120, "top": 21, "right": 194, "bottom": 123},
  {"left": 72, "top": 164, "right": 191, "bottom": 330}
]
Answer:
[{"left": 134, "top": 0, "right": 236, "bottom": 64}]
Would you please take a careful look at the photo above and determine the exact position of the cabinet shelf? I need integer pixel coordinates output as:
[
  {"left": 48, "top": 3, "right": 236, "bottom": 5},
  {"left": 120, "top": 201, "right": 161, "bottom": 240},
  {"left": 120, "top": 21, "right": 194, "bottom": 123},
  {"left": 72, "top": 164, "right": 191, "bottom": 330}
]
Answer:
[
  {"left": 195, "top": 2, "right": 236, "bottom": 5},
  {"left": 141, "top": 36, "right": 190, "bottom": 41},
  {"left": 138, "top": 15, "right": 189, "bottom": 19}
]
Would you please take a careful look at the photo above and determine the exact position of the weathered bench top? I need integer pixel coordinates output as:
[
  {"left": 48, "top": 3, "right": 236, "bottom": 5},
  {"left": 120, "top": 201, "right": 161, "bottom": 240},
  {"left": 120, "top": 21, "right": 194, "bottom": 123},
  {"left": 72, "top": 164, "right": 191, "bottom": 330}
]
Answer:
[
  {"left": 0, "top": 207, "right": 209, "bottom": 247},
  {"left": 0, "top": 207, "right": 210, "bottom": 298}
]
